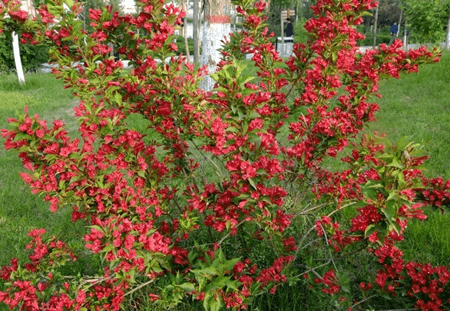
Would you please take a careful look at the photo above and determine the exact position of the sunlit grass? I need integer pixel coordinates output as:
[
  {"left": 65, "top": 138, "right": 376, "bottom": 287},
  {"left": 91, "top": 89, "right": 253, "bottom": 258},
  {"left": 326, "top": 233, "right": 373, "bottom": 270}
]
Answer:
[
  {"left": 370, "top": 51, "right": 450, "bottom": 266},
  {"left": 0, "top": 73, "right": 83, "bottom": 267}
]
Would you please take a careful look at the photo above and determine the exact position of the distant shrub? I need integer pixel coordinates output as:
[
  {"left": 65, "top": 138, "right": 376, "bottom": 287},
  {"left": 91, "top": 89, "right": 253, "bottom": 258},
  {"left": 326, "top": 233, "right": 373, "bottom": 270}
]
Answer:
[
  {"left": 358, "top": 34, "right": 391, "bottom": 46},
  {"left": 0, "top": 34, "right": 49, "bottom": 72},
  {"left": 294, "top": 18, "right": 309, "bottom": 44},
  {"left": 174, "top": 35, "right": 194, "bottom": 56}
]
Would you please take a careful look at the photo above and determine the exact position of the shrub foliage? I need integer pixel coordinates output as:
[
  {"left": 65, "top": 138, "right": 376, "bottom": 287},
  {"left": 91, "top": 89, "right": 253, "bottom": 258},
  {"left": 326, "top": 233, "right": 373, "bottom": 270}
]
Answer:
[
  {"left": 1, "top": 0, "right": 449, "bottom": 310},
  {"left": 0, "top": 33, "right": 49, "bottom": 72}
]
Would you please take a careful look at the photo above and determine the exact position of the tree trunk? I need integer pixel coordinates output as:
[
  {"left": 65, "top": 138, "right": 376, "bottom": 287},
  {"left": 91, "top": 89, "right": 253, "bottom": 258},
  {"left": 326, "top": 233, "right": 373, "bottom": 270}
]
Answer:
[
  {"left": 296, "top": 0, "right": 302, "bottom": 21},
  {"left": 193, "top": 0, "right": 200, "bottom": 64},
  {"left": 200, "top": 0, "right": 231, "bottom": 91},
  {"left": 12, "top": 32, "right": 25, "bottom": 84},
  {"left": 403, "top": 19, "right": 408, "bottom": 50},
  {"left": 181, "top": 0, "right": 190, "bottom": 59},
  {"left": 372, "top": 4, "right": 379, "bottom": 48},
  {"left": 232, "top": 3, "right": 237, "bottom": 31},
  {"left": 396, "top": 9, "right": 402, "bottom": 38}
]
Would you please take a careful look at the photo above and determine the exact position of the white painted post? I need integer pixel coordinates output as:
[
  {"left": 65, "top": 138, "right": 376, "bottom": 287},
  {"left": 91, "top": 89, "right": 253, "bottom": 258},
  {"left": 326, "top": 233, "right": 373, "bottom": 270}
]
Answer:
[
  {"left": 403, "top": 18, "right": 407, "bottom": 51},
  {"left": 200, "top": 0, "right": 231, "bottom": 91},
  {"left": 403, "top": 28, "right": 407, "bottom": 50},
  {"left": 12, "top": 32, "right": 25, "bottom": 84},
  {"left": 281, "top": 17, "right": 285, "bottom": 56},
  {"left": 372, "top": 5, "right": 379, "bottom": 49},
  {"left": 446, "top": 6, "right": 450, "bottom": 49}
]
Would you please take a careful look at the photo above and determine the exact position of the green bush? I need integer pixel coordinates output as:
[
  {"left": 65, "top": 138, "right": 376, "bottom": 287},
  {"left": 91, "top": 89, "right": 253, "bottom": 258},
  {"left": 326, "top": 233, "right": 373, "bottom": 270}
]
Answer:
[
  {"left": 294, "top": 18, "right": 309, "bottom": 44},
  {"left": 404, "top": 0, "right": 448, "bottom": 45},
  {"left": 174, "top": 35, "right": 195, "bottom": 56},
  {"left": 357, "top": 34, "right": 391, "bottom": 46},
  {"left": 0, "top": 34, "right": 49, "bottom": 72}
]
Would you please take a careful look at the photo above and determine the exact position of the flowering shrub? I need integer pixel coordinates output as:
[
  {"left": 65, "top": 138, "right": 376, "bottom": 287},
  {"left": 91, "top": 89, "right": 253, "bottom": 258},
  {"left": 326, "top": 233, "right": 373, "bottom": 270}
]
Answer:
[{"left": 0, "top": 0, "right": 449, "bottom": 310}]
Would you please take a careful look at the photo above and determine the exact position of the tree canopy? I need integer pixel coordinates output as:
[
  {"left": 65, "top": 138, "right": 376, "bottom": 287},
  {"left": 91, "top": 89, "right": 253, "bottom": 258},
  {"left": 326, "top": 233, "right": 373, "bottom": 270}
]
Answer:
[{"left": 404, "top": 0, "right": 449, "bottom": 44}]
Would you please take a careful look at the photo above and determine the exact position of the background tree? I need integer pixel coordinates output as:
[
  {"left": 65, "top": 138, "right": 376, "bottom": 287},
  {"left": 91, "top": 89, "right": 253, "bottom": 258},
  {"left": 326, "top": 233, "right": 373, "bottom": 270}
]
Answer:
[
  {"left": 363, "top": 0, "right": 401, "bottom": 32},
  {"left": 404, "top": 0, "right": 449, "bottom": 44},
  {"left": 266, "top": 0, "right": 311, "bottom": 38},
  {"left": 372, "top": 0, "right": 379, "bottom": 48},
  {"left": 79, "top": 0, "right": 123, "bottom": 32},
  {"left": 12, "top": 32, "right": 24, "bottom": 83},
  {"left": 378, "top": 0, "right": 402, "bottom": 29},
  {"left": 200, "top": 0, "right": 231, "bottom": 90},
  {"left": 446, "top": 1, "right": 450, "bottom": 48},
  {"left": 0, "top": 32, "right": 49, "bottom": 72},
  {"left": 193, "top": 0, "right": 200, "bottom": 63}
]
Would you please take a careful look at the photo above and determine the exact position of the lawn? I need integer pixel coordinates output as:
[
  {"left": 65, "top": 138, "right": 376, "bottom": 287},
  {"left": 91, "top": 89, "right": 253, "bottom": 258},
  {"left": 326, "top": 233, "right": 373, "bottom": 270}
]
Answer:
[
  {"left": 0, "top": 74, "right": 86, "bottom": 266},
  {"left": 369, "top": 50, "right": 450, "bottom": 266}
]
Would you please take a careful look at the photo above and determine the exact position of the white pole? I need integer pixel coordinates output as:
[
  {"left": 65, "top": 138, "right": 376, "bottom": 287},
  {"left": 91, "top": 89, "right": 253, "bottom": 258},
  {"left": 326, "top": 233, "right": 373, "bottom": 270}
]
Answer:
[
  {"left": 12, "top": 32, "right": 25, "bottom": 84},
  {"left": 372, "top": 5, "right": 379, "bottom": 49},
  {"left": 281, "top": 14, "right": 285, "bottom": 56},
  {"left": 403, "top": 29, "right": 407, "bottom": 50},
  {"left": 403, "top": 18, "right": 408, "bottom": 50},
  {"left": 446, "top": 6, "right": 450, "bottom": 49}
]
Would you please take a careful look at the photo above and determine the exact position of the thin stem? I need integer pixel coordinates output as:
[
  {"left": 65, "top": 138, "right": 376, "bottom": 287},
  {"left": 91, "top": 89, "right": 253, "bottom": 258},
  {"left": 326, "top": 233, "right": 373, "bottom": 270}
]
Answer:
[
  {"left": 124, "top": 278, "right": 155, "bottom": 297},
  {"left": 301, "top": 201, "right": 357, "bottom": 216},
  {"left": 292, "top": 201, "right": 331, "bottom": 217},
  {"left": 293, "top": 223, "right": 317, "bottom": 259},
  {"left": 217, "top": 220, "right": 245, "bottom": 246},
  {"left": 319, "top": 221, "right": 338, "bottom": 273},
  {"left": 300, "top": 238, "right": 322, "bottom": 250},
  {"left": 350, "top": 294, "right": 376, "bottom": 309},
  {"left": 293, "top": 260, "right": 332, "bottom": 279},
  {"left": 190, "top": 139, "right": 224, "bottom": 179},
  {"left": 172, "top": 198, "right": 184, "bottom": 214},
  {"left": 78, "top": 275, "right": 113, "bottom": 291}
]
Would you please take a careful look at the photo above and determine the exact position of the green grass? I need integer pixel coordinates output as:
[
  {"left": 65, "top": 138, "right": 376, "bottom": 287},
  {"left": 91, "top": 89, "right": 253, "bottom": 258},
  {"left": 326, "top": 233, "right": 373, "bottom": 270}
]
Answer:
[
  {"left": 369, "top": 51, "right": 450, "bottom": 266},
  {"left": 369, "top": 51, "right": 450, "bottom": 179},
  {"left": 0, "top": 73, "right": 85, "bottom": 267}
]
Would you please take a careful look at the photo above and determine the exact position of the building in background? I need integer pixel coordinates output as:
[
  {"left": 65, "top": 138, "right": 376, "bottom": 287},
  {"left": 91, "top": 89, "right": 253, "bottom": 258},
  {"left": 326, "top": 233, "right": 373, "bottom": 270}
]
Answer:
[
  {"left": 20, "top": 0, "right": 36, "bottom": 17},
  {"left": 121, "top": 0, "right": 136, "bottom": 14}
]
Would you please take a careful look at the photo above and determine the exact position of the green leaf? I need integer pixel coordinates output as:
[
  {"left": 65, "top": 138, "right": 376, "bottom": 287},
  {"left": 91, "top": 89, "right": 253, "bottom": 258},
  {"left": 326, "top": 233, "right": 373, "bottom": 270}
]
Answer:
[
  {"left": 382, "top": 200, "right": 397, "bottom": 223},
  {"left": 225, "top": 257, "right": 240, "bottom": 272},
  {"left": 387, "top": 157, "right": 403, "bottom": 169},
  {"left": 361, "top": 186, "right": 378, "bottom": 201},
  {"left": 225, "top": 139, "right": 236, "bottom": 147},
  {"left": 332, "top": 52, "right": 337, "bottom": 63},
  {"left": 386, "top": 191, "right": 397, "bottom": 202},
  {"left": 149, "top": 260, "right": 163, "bottom": 273},
  {"left": 224, "top": 279, "right": 240, "bottom": 291},
  {"left": 227, "top": 126, "right": 238, "bottom": 133},
  {"left": 364, "top": 224, "right": 376, "bottom": 237},
  {"left": 242, "top": 122, "right": 249, "bottom": 134},
  {"left": 178, "top": 282, "right": 196, "bottom": 292},
  {"left": 210, "top": 72, "right": 220, "bottom": 82},
  {"left": 248, "top": 111, "right": 261, "bottom": 119},
  {"left": 248, "top": 178, "right": 257, "bottom": 189},
  {"left": 63, "top": 0, "right": 74, "bottom": 8},
  {"left": 206, "top": 294, "right": 222, "bottom": 311},
  {"left": 44, "top": 0, "right": 63, "bottom": 17},
  {"left": 13, "top": 132, "right": 31, "bottom": 141},
  {"left": 388, "top": 221, "right": 402, "bottom": 234},
  {"left": 191, "top": 266, "right": 219, "bottom": 278},
  {"left": 114, "top": 92, "right": 122, "bottom": 105},
  {"left": 206, "top": 276, "right": 229, "bottom": 292}
]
